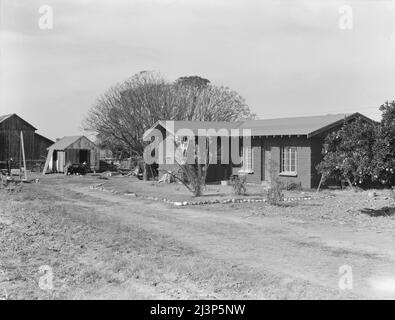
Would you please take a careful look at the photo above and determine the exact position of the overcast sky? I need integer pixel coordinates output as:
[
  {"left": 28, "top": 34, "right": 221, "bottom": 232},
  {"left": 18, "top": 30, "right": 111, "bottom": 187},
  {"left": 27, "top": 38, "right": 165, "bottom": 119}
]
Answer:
[{"left": 1, "top": 0, "right": 395, "bottom": 140}]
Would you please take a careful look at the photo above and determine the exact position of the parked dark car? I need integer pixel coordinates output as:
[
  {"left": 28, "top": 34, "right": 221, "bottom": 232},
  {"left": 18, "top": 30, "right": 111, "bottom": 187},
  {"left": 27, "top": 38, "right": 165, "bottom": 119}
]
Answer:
[{"left": 66, "top": 163, "right": 88, "bottom": 175}]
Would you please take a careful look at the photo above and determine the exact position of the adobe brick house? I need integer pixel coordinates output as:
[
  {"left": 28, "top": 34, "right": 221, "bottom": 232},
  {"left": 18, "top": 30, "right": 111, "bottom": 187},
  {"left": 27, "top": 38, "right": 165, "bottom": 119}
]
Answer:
[{"left": 144, "top": 113, "right": 375, "bottom": 189}]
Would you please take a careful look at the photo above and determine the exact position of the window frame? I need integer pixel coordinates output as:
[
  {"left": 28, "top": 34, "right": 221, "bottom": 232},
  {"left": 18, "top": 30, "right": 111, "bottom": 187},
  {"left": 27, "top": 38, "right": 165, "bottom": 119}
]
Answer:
[
  {"left": 239, "top": 145, "right": 253, "bottom": 174},
  {"left": 280, "top": 146, "right": 297, "bottom": 176}
]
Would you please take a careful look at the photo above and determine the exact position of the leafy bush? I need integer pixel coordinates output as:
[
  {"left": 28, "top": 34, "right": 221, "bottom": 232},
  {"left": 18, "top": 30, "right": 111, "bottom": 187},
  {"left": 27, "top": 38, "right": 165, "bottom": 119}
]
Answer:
[
  {"left": 371, "top": 101, "right": 395, "bottom": 187},
  {"left": 286, "top": 182, "right": 302, "bottom": 191},
  {"left": 231, "top": 175, "right": 247, "bottom": 195},
  {"left": 162, "top": 164, "right": 208, "bottom": 197},
  {"left": 317, "top": 101, "right": 394, "bottom": 190},
  {"left": 317, "top": 117, "right": 376, "bottom": 188}
]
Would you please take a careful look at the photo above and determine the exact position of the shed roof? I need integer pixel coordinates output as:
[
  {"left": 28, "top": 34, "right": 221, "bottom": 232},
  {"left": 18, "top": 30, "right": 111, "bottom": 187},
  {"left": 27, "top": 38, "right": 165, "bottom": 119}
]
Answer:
[{"left": 48, "top": 136, "right": 98, "bottom": 151}]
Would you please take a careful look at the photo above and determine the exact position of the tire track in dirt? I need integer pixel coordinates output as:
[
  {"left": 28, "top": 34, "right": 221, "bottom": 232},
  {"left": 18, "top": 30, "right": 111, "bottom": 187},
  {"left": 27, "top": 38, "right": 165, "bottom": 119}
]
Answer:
[{"left": 41, "top": 183, "right": 395, "bottom": 299}]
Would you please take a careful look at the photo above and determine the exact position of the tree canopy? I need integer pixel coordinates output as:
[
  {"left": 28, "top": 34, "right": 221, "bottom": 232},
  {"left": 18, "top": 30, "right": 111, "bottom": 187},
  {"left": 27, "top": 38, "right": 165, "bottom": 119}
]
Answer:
[{"left": 175, "top": 75, "right": 210, "bottom": 89}]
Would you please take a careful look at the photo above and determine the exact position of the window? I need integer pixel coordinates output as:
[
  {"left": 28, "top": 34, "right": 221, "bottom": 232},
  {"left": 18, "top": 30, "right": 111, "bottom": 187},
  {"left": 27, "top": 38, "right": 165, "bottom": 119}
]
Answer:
[
  {"left": 281, "top": 147, "right": 297, "bottom": 174},
  {"left": 240, "top": 146, "right": 253, "bottom": 173},
  {"left": 178, "top": 136, "right": 189, "bottom": 163},
  {"left": 216, "top": 138, "right": 221, "bottom": 163}
]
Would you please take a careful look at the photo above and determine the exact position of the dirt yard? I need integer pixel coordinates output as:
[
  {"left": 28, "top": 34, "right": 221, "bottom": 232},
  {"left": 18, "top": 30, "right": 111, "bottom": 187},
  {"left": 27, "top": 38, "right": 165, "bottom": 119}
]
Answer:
[{"left": 1, "top": 174, "right": 395, "bottom": 299}]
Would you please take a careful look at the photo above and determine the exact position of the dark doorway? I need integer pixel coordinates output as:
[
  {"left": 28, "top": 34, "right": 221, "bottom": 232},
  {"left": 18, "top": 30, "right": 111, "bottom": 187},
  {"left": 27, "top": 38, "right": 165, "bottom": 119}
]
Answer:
[
  {"left": 52, "top": 150, "right": 58, "bottom": 172},
  {"left": 261, "top": 144, "right": 265, "bottom": 181},
  {"left": 79, "top": 149, "right": 89, "bottom": 164}
]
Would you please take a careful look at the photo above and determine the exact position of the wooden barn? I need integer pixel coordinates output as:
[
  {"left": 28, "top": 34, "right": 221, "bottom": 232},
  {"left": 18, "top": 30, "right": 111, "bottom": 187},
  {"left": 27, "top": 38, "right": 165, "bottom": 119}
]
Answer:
[
  {"left": 0, "top": 114, "right": 54, "bottom": 170},
  {"left": 43, "top": 136, "right": 100, "bottom": 174}
]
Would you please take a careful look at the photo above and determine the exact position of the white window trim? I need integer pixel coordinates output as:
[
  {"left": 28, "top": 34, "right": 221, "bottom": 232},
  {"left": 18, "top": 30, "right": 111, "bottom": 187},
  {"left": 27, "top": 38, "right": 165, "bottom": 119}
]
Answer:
[
  {"left": 239, "top": 146, "right": 254, "bottom": 174},
  {"left": 280, "top": 146, "right": 297, "bottom": 175},
  {"left": 279, "top": 171, "right": 298, "bottom": 177}
]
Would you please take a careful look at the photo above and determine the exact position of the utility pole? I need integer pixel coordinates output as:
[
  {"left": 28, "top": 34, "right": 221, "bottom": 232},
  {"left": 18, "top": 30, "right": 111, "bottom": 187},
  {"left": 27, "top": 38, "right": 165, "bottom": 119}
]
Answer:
[
  {"left": 19, "top": 135, "right": 22, "bottom": 180},
  {"left": 20, "top": 131, "right": 28, "bottom": 180}
]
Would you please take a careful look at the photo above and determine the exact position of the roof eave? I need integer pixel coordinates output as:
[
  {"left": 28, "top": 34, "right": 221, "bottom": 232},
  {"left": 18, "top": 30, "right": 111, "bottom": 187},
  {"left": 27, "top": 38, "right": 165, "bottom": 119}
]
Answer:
[
  {"left": 307, "top": 112, "right": 376, "bottom": 138},
  {"left": 47, "top": 136, "right": 83, "bottom": 151},
  {"left": 143, "top": 120, "right": 174, "bottom": 140}
]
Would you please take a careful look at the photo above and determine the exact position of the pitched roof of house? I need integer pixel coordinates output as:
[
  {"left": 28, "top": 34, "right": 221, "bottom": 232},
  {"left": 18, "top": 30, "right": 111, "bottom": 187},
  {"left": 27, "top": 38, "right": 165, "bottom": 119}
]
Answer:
[
  {"left": 144, "top": 112, "right": 375, "bottom": 139},
  {"left": 239, "top": 113, "right": 376, "bottom": 137},
  {"left": 171, "top": 121, "right": 240, "bottom": 132},
  {"left": 143, "top": 120, "right": 240, "bottom": 139}
]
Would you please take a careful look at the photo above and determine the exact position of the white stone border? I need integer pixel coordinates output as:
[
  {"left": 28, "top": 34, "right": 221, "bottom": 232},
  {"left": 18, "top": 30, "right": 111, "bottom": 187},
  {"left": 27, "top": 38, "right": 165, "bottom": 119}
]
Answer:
[{"left": 89, "top": 183, "right": 313, "bottom": 207}]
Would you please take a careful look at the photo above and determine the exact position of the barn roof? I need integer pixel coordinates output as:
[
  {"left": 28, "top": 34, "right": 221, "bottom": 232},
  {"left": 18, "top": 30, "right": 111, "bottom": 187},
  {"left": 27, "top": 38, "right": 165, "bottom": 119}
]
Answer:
[
  {"left": 144, "top": 112, "right": 375, "bottom": 139},
  {"left": 34, "top": 132, "right": 54, "bottom": 144},
  {"left": 0, "top": 114, "right": 14, "bottom": 123},
  {"left": 0, "top": 113, "right": 38, "bottom": 130}
]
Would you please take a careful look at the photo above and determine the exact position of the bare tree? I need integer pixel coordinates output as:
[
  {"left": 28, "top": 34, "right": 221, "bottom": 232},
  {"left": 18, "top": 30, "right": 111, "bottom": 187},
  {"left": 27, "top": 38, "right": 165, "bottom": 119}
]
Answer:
[
  {"left": 160, "top": 136, "right": 210, "bottom": 197},
  {"left": 84, "top": 71, "right": 176, "bottom": 157},
  {"left": 84, "top": 71, "right": 254, "bottom": 158}
]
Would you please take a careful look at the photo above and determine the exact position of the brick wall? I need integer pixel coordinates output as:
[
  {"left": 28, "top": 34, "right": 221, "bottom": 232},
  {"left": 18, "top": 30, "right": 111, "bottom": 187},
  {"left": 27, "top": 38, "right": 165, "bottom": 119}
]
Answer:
[
  {"left": 310, "top": 137, "right": 324, "bottom": 188},
  {"left": 157, "top": 134, "right": 315, "bottom": 189},
  {"left": 243, "top": 136, "right": 313, "bottom": 189}
]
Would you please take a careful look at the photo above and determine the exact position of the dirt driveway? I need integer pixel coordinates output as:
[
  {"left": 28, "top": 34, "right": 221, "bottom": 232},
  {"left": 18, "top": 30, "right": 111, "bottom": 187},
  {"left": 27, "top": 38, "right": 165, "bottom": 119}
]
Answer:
[{"left": 37, "top": 178, "right": 395, "bottom": 299}]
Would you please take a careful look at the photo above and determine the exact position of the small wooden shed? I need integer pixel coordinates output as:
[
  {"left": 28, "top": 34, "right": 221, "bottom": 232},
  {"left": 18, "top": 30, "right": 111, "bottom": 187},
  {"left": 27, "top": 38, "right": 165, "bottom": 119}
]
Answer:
[{"left": 43, "top": 136, "right": 100, "bottom": 174}]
